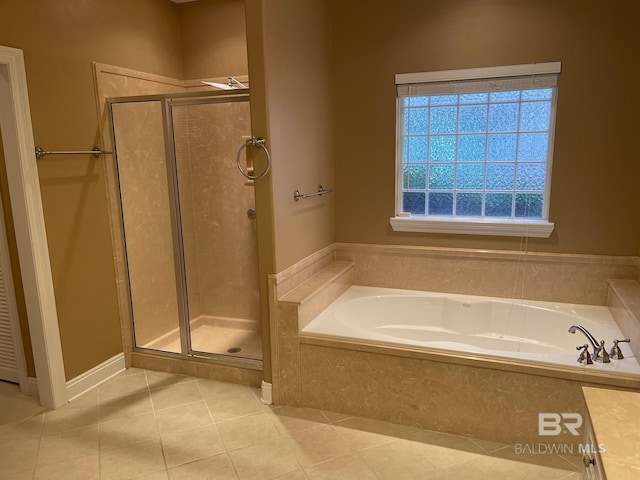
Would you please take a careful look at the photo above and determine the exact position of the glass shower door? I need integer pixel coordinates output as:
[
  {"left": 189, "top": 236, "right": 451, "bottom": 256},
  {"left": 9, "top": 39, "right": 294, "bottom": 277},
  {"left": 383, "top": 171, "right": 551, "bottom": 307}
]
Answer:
[
  {"left": 170, "top": 98, "right": 262, "bottom": 362},
  {"left": 111, "top": 100, "right": 184, "bottom": 354}
]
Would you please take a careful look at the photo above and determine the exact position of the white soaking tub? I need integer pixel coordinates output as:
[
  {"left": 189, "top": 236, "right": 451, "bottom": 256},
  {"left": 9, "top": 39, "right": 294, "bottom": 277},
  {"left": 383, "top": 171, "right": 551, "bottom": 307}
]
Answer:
[{"left": 301, "top": 286, "right": 640, "bottom": 375}]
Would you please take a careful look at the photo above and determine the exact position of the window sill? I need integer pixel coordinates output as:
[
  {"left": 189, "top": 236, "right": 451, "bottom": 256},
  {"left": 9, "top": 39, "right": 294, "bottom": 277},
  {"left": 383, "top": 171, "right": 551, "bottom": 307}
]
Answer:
[{"left": 389, "top": 215, "right": 555, "bottom": 238}]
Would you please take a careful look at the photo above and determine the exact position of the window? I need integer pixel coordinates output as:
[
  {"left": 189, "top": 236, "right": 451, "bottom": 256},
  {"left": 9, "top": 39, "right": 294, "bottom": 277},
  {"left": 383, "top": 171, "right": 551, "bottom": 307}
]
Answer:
[{"left": 391, "top": 63, "right": 560, "bottom": 237}]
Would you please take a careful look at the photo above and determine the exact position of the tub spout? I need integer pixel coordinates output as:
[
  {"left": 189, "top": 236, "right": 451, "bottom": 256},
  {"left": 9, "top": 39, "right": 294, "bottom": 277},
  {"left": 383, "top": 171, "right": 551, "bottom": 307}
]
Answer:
[{"left": 568, "top": 324, "right": 599, "bottom": 351}]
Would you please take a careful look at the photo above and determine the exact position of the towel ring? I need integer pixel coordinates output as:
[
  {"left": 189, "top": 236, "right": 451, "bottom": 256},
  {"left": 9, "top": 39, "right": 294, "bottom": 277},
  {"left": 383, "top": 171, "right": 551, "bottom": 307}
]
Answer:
[{"left": 237, "top": 136, "right": 271, "bottom": 180}]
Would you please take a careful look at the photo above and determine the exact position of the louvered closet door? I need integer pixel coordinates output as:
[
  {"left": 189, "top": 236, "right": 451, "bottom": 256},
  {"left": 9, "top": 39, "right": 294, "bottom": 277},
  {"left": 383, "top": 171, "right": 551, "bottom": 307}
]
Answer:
[
  {"left": 0, "top": 258, "right": 19, "bottom": 382},
  {"left": 0, "top": 196, "right": 21, "bottom": 384}
]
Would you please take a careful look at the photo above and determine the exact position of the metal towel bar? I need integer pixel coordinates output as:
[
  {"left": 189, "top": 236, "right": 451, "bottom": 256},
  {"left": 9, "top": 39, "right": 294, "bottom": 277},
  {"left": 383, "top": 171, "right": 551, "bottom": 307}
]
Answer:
[
  {"left": 35, "top": 147, "right": 112, "bottom": 159},
  {"left": 294, "top": 185, "right": 333, "bottom": 201}
]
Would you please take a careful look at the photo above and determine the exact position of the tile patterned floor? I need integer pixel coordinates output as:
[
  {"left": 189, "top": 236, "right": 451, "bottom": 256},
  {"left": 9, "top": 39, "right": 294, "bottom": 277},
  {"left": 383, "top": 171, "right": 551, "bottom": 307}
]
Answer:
[{"left": 0, "top": 369, "right": 582, "bottom": 479}]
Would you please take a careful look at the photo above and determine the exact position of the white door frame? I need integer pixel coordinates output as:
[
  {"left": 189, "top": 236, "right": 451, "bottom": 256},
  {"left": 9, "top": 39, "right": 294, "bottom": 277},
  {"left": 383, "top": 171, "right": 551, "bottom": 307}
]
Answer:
[{"left": 0, "top": 45, "right": 67, "bottom": 409}]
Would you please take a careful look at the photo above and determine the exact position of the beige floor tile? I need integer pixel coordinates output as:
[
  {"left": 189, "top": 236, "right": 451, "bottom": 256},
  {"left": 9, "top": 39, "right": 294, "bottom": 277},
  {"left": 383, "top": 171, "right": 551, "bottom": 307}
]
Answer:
[
  {"left": 168, "top": 452, "right": 239, "bottom": 480},
  {"left": 100, "top": 439, "right": 166, "bottom": 480},
  {"left": 289, "top": 424, "right": 353, "bottom": 467},
  {"left": 0, "top": 415, "right": 43, "bottom": 445},
  {"left": 34, "top": 453, "right": 99, "bottom": 480},
  {"left": 133, "top": 471, "right": 170, "bottom": 480},
  {"left": 304, "top": 452, "right": 378, "bottom": 479},
  {"left": 155, "top": 400, "right": 213, "bottom": 436},
  {"left": 98, "top": 372, "right": 149, "bottom": 400},
  {"left": 332, "top": 416, "right": 398, "bottom": 451},
  {"left": 196, "top": 378, "right": 250, "bottom": 398},
  {"left": 560, "top": 473, "right": 581, "bottom": 480},
  {"left": 0, "top": 391, "right": 46, "bottom": 426},
  {"left": 0, "top": 438, "right": 40, "bottom": 477},
  {"left": 229, "top": 437, "right": 301, "bottom": 480},
  {"left": 161, "top": 424, "right": 226, "bottom": 468},
  {"left": 206, "top": 390, "right": 268, "bottom": 422},
  {"left": 321, "top": 410, "right": 352, "bottom": 424},
  {"left": 267, "top": 406, "right": 329, "bottom": 435},
  {"left": 492, "top": 446, "right": 579, "bottom": 474},
  {"left": 217, "top": 412, "right": 283, "bottom": 451},
  {"left": 391, "top": 426, "right": 485, "bottom": 470},
  {"left": 100, "top": 391, "right": 154, "bottom": 423},
  {"left": 468, "top": 436, "right": 511, "bottom": 453},
  {"left": 357, "top": 437, "right": 440, "bottom": 479},
  {"left": 273, "top": 470, "right": 309, "bottom": 479},
  {"left": 146, "top": 370, "right": 194, "bottom": 390},
  {"left": 4, "top": 469, "right": 34, "bottom": 480},
  {"left": 68, "top": 386, "right": 100, "bottom": 408},
  {"left": 37, "top": 424, "right": 99, "bottom": 466},
  {"left": 151, "top": 381, "right": 203, "bottom": 411},
  {"left": 100, "top": 413, "right": 160, "bottom": 451},
  {"left": 42, "top": 405, "right": 99, "bottom": 436}
]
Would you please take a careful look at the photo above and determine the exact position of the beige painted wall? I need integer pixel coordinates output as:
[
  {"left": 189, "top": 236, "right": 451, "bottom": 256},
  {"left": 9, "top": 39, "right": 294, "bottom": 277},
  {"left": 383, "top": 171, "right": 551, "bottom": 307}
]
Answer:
[
  {"left": 179, "top": 0, "right": 249, "bottom": 79},
  {"left": 331, "top": 0, "right": 640, "bottom": 256},
  {"left": 258, "top": 0, "right": 335, "bottom": 272},
  {"left": 0, "top": 0, "right": 184, "bottom": 379}
]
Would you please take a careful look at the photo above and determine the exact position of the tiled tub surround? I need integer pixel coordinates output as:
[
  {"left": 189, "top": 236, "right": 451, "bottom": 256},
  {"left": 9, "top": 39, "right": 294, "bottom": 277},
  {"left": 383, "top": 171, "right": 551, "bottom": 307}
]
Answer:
[
  {"left": 270, "top": 243, "right": 640, "bottom": 447},
  {"left": 608, "top": 279, "right": 640, "bottom": 360}
]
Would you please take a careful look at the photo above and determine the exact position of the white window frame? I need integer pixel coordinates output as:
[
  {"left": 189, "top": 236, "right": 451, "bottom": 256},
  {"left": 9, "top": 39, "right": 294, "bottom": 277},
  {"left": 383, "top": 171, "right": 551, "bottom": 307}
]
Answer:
[{"left": 390, "top": 62, "right": 560, "bottom": 238}]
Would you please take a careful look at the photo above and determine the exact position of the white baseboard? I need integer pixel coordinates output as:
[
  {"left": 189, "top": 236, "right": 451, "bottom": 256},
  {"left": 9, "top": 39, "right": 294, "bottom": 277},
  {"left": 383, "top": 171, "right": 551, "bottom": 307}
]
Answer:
[
  {"left": 24, "top": 377, "right": 39, "bottom": 397},
  {"left": 66, "top": 353, "right": 126, "bottom": 402}
]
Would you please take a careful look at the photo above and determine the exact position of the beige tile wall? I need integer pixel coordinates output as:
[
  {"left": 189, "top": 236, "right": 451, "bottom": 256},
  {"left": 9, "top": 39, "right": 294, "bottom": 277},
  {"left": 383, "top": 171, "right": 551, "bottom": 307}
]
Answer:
[{"left": 335, "top": 243, "right": 639, "bottom": 305}]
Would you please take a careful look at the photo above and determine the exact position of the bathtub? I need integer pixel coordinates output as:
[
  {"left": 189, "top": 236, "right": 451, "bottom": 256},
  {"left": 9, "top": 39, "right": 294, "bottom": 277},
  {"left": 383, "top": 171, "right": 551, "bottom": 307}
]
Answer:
[{"left": 301, "top": 285, "right": 640, "bottom": 375}]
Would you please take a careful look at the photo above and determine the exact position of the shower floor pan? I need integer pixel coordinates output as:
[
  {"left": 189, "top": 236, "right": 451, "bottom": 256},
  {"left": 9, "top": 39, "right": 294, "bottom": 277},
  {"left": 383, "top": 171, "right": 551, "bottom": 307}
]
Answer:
[{"left": 141, "top": 315, "right": 263, "bottom": 360}]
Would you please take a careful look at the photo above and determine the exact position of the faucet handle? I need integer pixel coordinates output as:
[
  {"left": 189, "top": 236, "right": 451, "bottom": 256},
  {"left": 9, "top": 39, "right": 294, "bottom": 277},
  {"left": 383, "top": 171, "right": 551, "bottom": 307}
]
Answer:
[
  {"left": 594, "top": 340, "right": 611, "bottom": 363},
  {"left": 576, "top": 344, "right": 593, "bottom": 365},
  {"left": 610, "top": 338, "right": 631, "bottom": 360}
]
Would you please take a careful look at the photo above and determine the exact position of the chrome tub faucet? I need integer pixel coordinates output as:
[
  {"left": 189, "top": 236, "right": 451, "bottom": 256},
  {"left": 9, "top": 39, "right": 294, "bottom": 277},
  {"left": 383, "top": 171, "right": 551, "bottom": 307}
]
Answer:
[{"left": 568, "top": 324, "right": 610, "bottom": 363}]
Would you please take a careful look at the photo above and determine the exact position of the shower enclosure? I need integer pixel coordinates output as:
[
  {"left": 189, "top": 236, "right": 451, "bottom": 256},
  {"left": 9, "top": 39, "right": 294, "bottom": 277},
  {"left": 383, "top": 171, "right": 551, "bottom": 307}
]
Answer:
[{"left": 109, "top": 90, "right": 262, "bottom": 368}]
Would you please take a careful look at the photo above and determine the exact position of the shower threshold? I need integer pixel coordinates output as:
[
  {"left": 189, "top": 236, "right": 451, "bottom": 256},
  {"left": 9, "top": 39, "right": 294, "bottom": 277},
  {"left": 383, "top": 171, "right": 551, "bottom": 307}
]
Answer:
[{"left": 141, "top": 315, "right": 263, "bottom": 361}]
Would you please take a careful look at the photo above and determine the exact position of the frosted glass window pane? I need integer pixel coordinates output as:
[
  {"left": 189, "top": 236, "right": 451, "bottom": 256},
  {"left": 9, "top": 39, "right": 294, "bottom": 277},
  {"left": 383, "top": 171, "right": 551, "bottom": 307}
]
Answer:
[
  {"left": 515, "top": 193, "right": 543, "bottom": 218},
  {"left": 428, "top": 193, "right": 453, "bottom": 215},
  {"left": 485, "top": 193, "right": 513, "bottom": 217},
  {"left": 488, "top": 103, "right": 518, "bottom": 132},
  {"left": 486, "top": 164, "right": 515, "bottom": 190},
  {"left": 487, "top": 134, "right": 517, "bottom": 161},
  {"left": 517, "top": 133, "right": 548, "bottom": 161},
  {"left": 430, "top": 107, "right": 457, "bottom": 134},
  {"left": 403, "top": 164, "right": 427, "bottom": 189},
  {"left": 429, "top": 135, "right": 456, "bottom": 162},
  {"left": 522, "top": 88, "right": 552, "bottom": 100},
  {"left": 409, "top": 96, "right": 429, "bottom": 106},
  {"left": 460, "top": 93, "right": 488, "bottom": 104},
  {"left": 429, "top": 164, "right": 454, "bottom": 189},
  {"left": 459, "top": 105, "right": 487, "bottom": 133},
  {"left": 490, "top": 91, "right": 520, "bottom": 102},
  {"left": 403, "top": 192, "right": 425, "bottom": 214},
  {"left": 457, "top": 135, "right": 486, "bottom": 161},
  {"left": 456, "top": 164, "right": 484, "bottom": 190},
  {"left": 519, "top": 101, "right": 551, "bottom": 131},
  {"left": 407, "top": 108, "right": 429, "bottom": 134},
  {"left": 406, "top": 136, "right": 428, "bottom": 161},
  {"left": 456, "top": 193, "right": 482, "bottom": 216},
  {"left": 431, "top": 95, "right": 458, "bottom": 106},
  {"left": 516, "top": 164, "right": 546, "bottom": 191}
]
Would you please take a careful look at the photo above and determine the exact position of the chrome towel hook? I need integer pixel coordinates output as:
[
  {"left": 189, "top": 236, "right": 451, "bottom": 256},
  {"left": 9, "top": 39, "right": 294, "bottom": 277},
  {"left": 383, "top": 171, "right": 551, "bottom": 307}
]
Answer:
[{"left": 237, "top": 136, "right": 271, "bottom": 180}]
